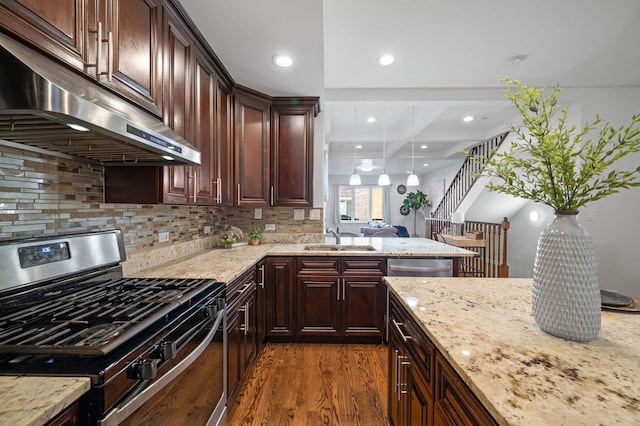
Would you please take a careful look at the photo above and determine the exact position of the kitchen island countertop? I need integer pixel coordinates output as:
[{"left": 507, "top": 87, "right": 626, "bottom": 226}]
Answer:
[
  {"left": 131, "top": 237, "right": 477, "bottom": 283},
  {"left": 385, "top": 277, "right": 640, "bottom": 425}
]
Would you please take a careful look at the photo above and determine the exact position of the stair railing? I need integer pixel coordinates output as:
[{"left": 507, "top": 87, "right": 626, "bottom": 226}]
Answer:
[
  {"left": 426, "top": 217, "right": 510, "bottom": 278},
  {"left": 430, "top": 132, "right": 509, "bottom": 220}
]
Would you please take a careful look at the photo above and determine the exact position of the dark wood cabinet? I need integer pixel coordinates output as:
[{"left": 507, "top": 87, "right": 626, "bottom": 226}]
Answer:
[
  {"left": 263, "top": 257, "right": 296, "bottom": 338},
  {"left": 226, "top": 268, "right": 258, "bottom": 405},
  {"left": 100, "top": 0, "right": 163, "bottom": 115},
  {"left": 161, "top": 8, "right": 194, "bottom": 204},
  {"left": 296, "top": 257, "right": 386, "bottom": 340},
  {"left": 215, "top": 76, "right": 233, "bottom": 205},
  {"left": 270, "top": 98, "right": 318, "bottom": 207},
  {"left": 233, "top": 86, "right": 271, "bottom": 206},
  {"left": 0, "top": 0, "right": 90, "bottom": 75},
  {"left": 388, "top": 291, "right": 495, "bottom": 426},
  {"left": 46, "top": 400, "right": 80, "bottom": 426}
]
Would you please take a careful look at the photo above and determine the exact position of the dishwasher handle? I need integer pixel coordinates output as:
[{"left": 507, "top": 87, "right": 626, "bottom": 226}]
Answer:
[{"left": 388, "top": 264, "right": 451, "bottom": 273}]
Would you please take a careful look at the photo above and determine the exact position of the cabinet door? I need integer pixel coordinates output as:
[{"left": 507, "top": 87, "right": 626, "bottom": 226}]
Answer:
[
  {"left": 263, "top": 257, "right": 295, "bottom": 337},
  {"left": 297, "top": 275, "right": 340, "bottom": 336},
  {"left": 406, "top": 362, "right": 433, "bottom": 426},
  {"left": 102, "top": 0, "right": 162, "bottom": 115},
  {"left": 234, "top": 88, "right": 270, "bottom": 206},
  {"left": 341, "top": 277, "right": 385, "bottom": 338},
  {"left": 191, "top": 51, "right": 216, "bottom": 204},
  {"left": 270, "top": 99, "right": 317, "bottom": 207},
  {"left": 215, "top": 78, "right": 233, "bottom": 205},
  {"left": 388, "top": 331, "right": 406, "bottom": 426},
  {"left": 0, "top": 0, "right": 87, "bottom": 72},
  {"left": 161, "top": 9, "right": 194, "bottom": 204}
]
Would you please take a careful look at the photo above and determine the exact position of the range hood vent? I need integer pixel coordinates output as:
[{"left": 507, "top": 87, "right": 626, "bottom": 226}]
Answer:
[{"left": 0, "top": 33, "right": 200, "bottom": 166}]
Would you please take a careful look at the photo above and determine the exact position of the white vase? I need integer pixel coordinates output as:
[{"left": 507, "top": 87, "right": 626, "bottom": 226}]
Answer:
[{"left": 532, "top": 211, "right": 601, "bottom": 342}]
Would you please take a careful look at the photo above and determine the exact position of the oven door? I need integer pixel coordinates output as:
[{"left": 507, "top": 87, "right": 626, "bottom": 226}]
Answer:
[{"left": 98, "top": 300, "right": 226, "bottom": 426}]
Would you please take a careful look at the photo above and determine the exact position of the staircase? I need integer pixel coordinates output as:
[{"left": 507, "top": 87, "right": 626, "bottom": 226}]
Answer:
[
  {"left": 426, "top": 131, "right": 510, "bottom": 277},
  {"left": 429, "top": 132, "right": 509, "bottom": 221}
]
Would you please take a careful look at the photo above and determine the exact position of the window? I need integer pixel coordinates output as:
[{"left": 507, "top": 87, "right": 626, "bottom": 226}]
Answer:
[{"left": 339, "top": 186, "right": 384, "bottom": 222}]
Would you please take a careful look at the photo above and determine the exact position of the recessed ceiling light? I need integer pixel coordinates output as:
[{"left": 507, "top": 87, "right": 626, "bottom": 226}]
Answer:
[
  {"left": 378, "top": 54, "right": 394, "bottom": 66},
  {"left": 356, "top": 145, "right": 362, "bottom": 149},
  {"left": 420, "top": 145, "right": 428, "bottom": 149},
  {"left": 423, "top": 163, "right": 429, "bottom": 167},
  {"left": 463, "top": 115, "right": 474, "bottom": 122},
  {"left": 272, "top": 54, "right": 293, "bottom": 68},
  {"left": 367, "top": 116, "right": 376, "bottom": 123}
]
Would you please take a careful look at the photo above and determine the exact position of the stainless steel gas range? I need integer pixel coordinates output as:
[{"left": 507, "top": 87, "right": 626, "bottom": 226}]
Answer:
[{"left": 0, "top": 230, "right": 226, "bottom": 425}]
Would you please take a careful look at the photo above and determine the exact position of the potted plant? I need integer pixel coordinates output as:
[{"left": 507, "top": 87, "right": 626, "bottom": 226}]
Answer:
[
  {"left": 473, "top": 78, "right": 640, "bottom": 342},
  {"left": 249, "top": 227, "right": 263, "bottom": 246},
  {"left": 402, "top": 190, "right": 431, "bottom": 236}
]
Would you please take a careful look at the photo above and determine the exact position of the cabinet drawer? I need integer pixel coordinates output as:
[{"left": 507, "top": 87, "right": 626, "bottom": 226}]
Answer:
[
  {"left": 226, "top": 268, "right": 256, "bottom": 308},
  {"left": 342, "top": 258, "right": 385, "bottom": 275},
  {"left": 297, "top": 257, "right": 340, "bottom": 274}
]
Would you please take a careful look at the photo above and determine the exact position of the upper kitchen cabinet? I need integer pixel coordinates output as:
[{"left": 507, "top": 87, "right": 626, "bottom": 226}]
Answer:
[
  {"left": 271, "top": 98, "right": 319, "bottom": 207},
  {"left": 215, "top": 76, "right": 234, "bottom": 205},
  {"left": 233, "top": 86, "right": 271, "bottom": 207},
  {"left": 0, "top": 0, "right": 163, "bottom": 116},
  {"left": 98, "top": 0, "right": 163, "bottom": 116},
  {"left": 0, "top": 0, "right": 88, "bottom": 71}
]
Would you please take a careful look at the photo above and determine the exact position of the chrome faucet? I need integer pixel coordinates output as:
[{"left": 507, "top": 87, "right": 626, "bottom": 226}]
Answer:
[{"left": 327, "top": 227, "right": 341, "bottom": 245}]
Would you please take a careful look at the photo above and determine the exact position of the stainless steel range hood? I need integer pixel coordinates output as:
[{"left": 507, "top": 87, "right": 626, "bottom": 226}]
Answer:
[{"left": 0, "top": 33, "right": 200, "bottom": 166}]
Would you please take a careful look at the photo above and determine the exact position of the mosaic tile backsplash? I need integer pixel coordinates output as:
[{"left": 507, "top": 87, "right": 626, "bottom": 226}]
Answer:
[{"left": 0, "top": 143, "right": 324, "bottom": 258}]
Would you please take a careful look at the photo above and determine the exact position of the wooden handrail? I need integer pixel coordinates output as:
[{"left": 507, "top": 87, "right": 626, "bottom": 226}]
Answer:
[
  {"left": 426, "top": 217, "right": 510, "bottom": 277},
  {"left": 430, "top": 132, "right": 509, "bottom": 220}
]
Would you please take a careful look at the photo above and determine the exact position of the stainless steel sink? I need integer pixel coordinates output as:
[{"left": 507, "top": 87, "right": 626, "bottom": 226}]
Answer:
[{"left": 304, "top": 244, "right": 377, "bottom": 252}]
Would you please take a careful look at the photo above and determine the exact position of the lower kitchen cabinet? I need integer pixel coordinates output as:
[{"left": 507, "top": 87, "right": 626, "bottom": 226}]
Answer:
[
  {"left": 388, "top": 291, "right": 496, "bottom": 426},
  {"left": 226, "top": 268, "right": 258, "bottom": 405},
  {"left": 296, "top": 257, "right": 386, "bottom": 341},
  {"left": 262, "top": 257, "right": 296, "bottom": 338},
  {"left": 46, "top": 400, "right": 80, "bottom": 426}
]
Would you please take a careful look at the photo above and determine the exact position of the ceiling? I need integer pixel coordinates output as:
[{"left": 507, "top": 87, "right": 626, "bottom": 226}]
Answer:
[{"left": 180, "top": 0, "right": 640, "bottom": 177}]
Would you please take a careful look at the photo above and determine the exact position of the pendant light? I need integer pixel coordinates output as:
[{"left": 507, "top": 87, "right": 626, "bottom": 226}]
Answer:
[
  {"left": 349, "top": 105, "right": 361, "bottom": 186},
  {"left": 378, "top": 106, "right": 391, "bottom": 186},
  {"left": 407, "top": 106, "right": 419, "bottom": 186}
]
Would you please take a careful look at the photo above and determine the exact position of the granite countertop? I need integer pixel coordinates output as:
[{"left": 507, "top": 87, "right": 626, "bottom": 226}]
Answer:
[
  {"left": 385, "top": 277, "right": 640, "bottom": 426},
  {"left": 132, "top": 237, "right": 476, "bottom": 282},
  {"left": 0, "top": 376, "right": 90, "bottom": 426}
]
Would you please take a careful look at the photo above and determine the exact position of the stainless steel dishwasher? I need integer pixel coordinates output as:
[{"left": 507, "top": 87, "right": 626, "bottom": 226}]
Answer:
[{"left": 387, "top": 258, "right": 453, "bottom": 277}]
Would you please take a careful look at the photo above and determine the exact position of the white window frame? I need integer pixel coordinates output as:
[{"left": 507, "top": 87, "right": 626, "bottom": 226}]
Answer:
[{"left": 338, "top": 185, "right": 384, "bottom": 224}]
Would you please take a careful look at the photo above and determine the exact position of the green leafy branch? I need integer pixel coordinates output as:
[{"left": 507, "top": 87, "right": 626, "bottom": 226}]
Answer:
[{"left": 471, "top": 78, "right": 640, "bottom": 212}]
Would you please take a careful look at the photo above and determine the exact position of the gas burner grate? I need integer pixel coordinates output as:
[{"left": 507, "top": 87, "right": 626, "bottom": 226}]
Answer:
[{"left": 0, "top": 277, "right": 216, "bottom": 355}]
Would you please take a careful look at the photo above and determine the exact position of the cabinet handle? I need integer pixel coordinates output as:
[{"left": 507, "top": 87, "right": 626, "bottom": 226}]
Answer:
[
  {"left": 243, "top": 300, "right": 250, "bottom": 336},
  {"left": 342, "top": 278, "right": 346, "bottom": 301},
  {"left": 238, "top": 282, "right": 252, "bottom": 295},
  {"left": 218, "top": 178, "right": 222, "bottom": 204},
  {"left": 259, "top": 265, "right": 265, "bottom": 288},
  {"left": 106, "top": 30, "right": 113, "bottom": 81},
  {"left": 86, "top": 21, "right": 102, "bottom": 77},
  {"left": 394, "top": 349, "right": 400, "bottom": 400},
  {"left": 337, "top": 279, "right": 341, "bottom": 301},
  {"left": 270, "top": 185, "right": 274, "bottom": 206},
  {"left": 237, "top": 184, "right": 241, "bottom": 205},
  {"left": 391, "top": 319, "right": 412, "bottom": 343},
  {"left": 193, "top": 171, "right": 197, "bottom": 203}
]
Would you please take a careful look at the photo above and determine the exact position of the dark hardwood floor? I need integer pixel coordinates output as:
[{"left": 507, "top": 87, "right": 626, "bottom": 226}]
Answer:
[{"left": 228, "top": 343, "right": 389, "bottom": 425}]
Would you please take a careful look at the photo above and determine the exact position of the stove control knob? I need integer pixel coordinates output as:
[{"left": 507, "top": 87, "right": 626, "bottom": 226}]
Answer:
[
  {"left": 159, "top": 341, "right": 176, "bottom": 360},
  {"left": 127, "top": 358, "right": 159, "bottom": 380}
]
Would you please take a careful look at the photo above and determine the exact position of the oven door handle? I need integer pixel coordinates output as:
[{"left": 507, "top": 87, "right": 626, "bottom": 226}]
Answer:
[{"left": 98, "top": 308, "right": 225, "bottom": 426}]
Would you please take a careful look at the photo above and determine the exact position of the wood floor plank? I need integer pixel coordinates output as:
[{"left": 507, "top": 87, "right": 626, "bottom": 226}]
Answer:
[{"left": 229, "top": 343, "right": 388, "bottom": 426}]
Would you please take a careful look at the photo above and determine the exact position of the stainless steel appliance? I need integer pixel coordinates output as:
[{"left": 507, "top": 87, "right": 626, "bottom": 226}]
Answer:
[
  {"left": 0, "top": 32, "right": 200, "bottom": 166},
  {"left": 0, "top": 230, "right": 226, "bottom": 425},
  {"left": 386, "top": 258, "right": 453, "bottom": 277}
]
